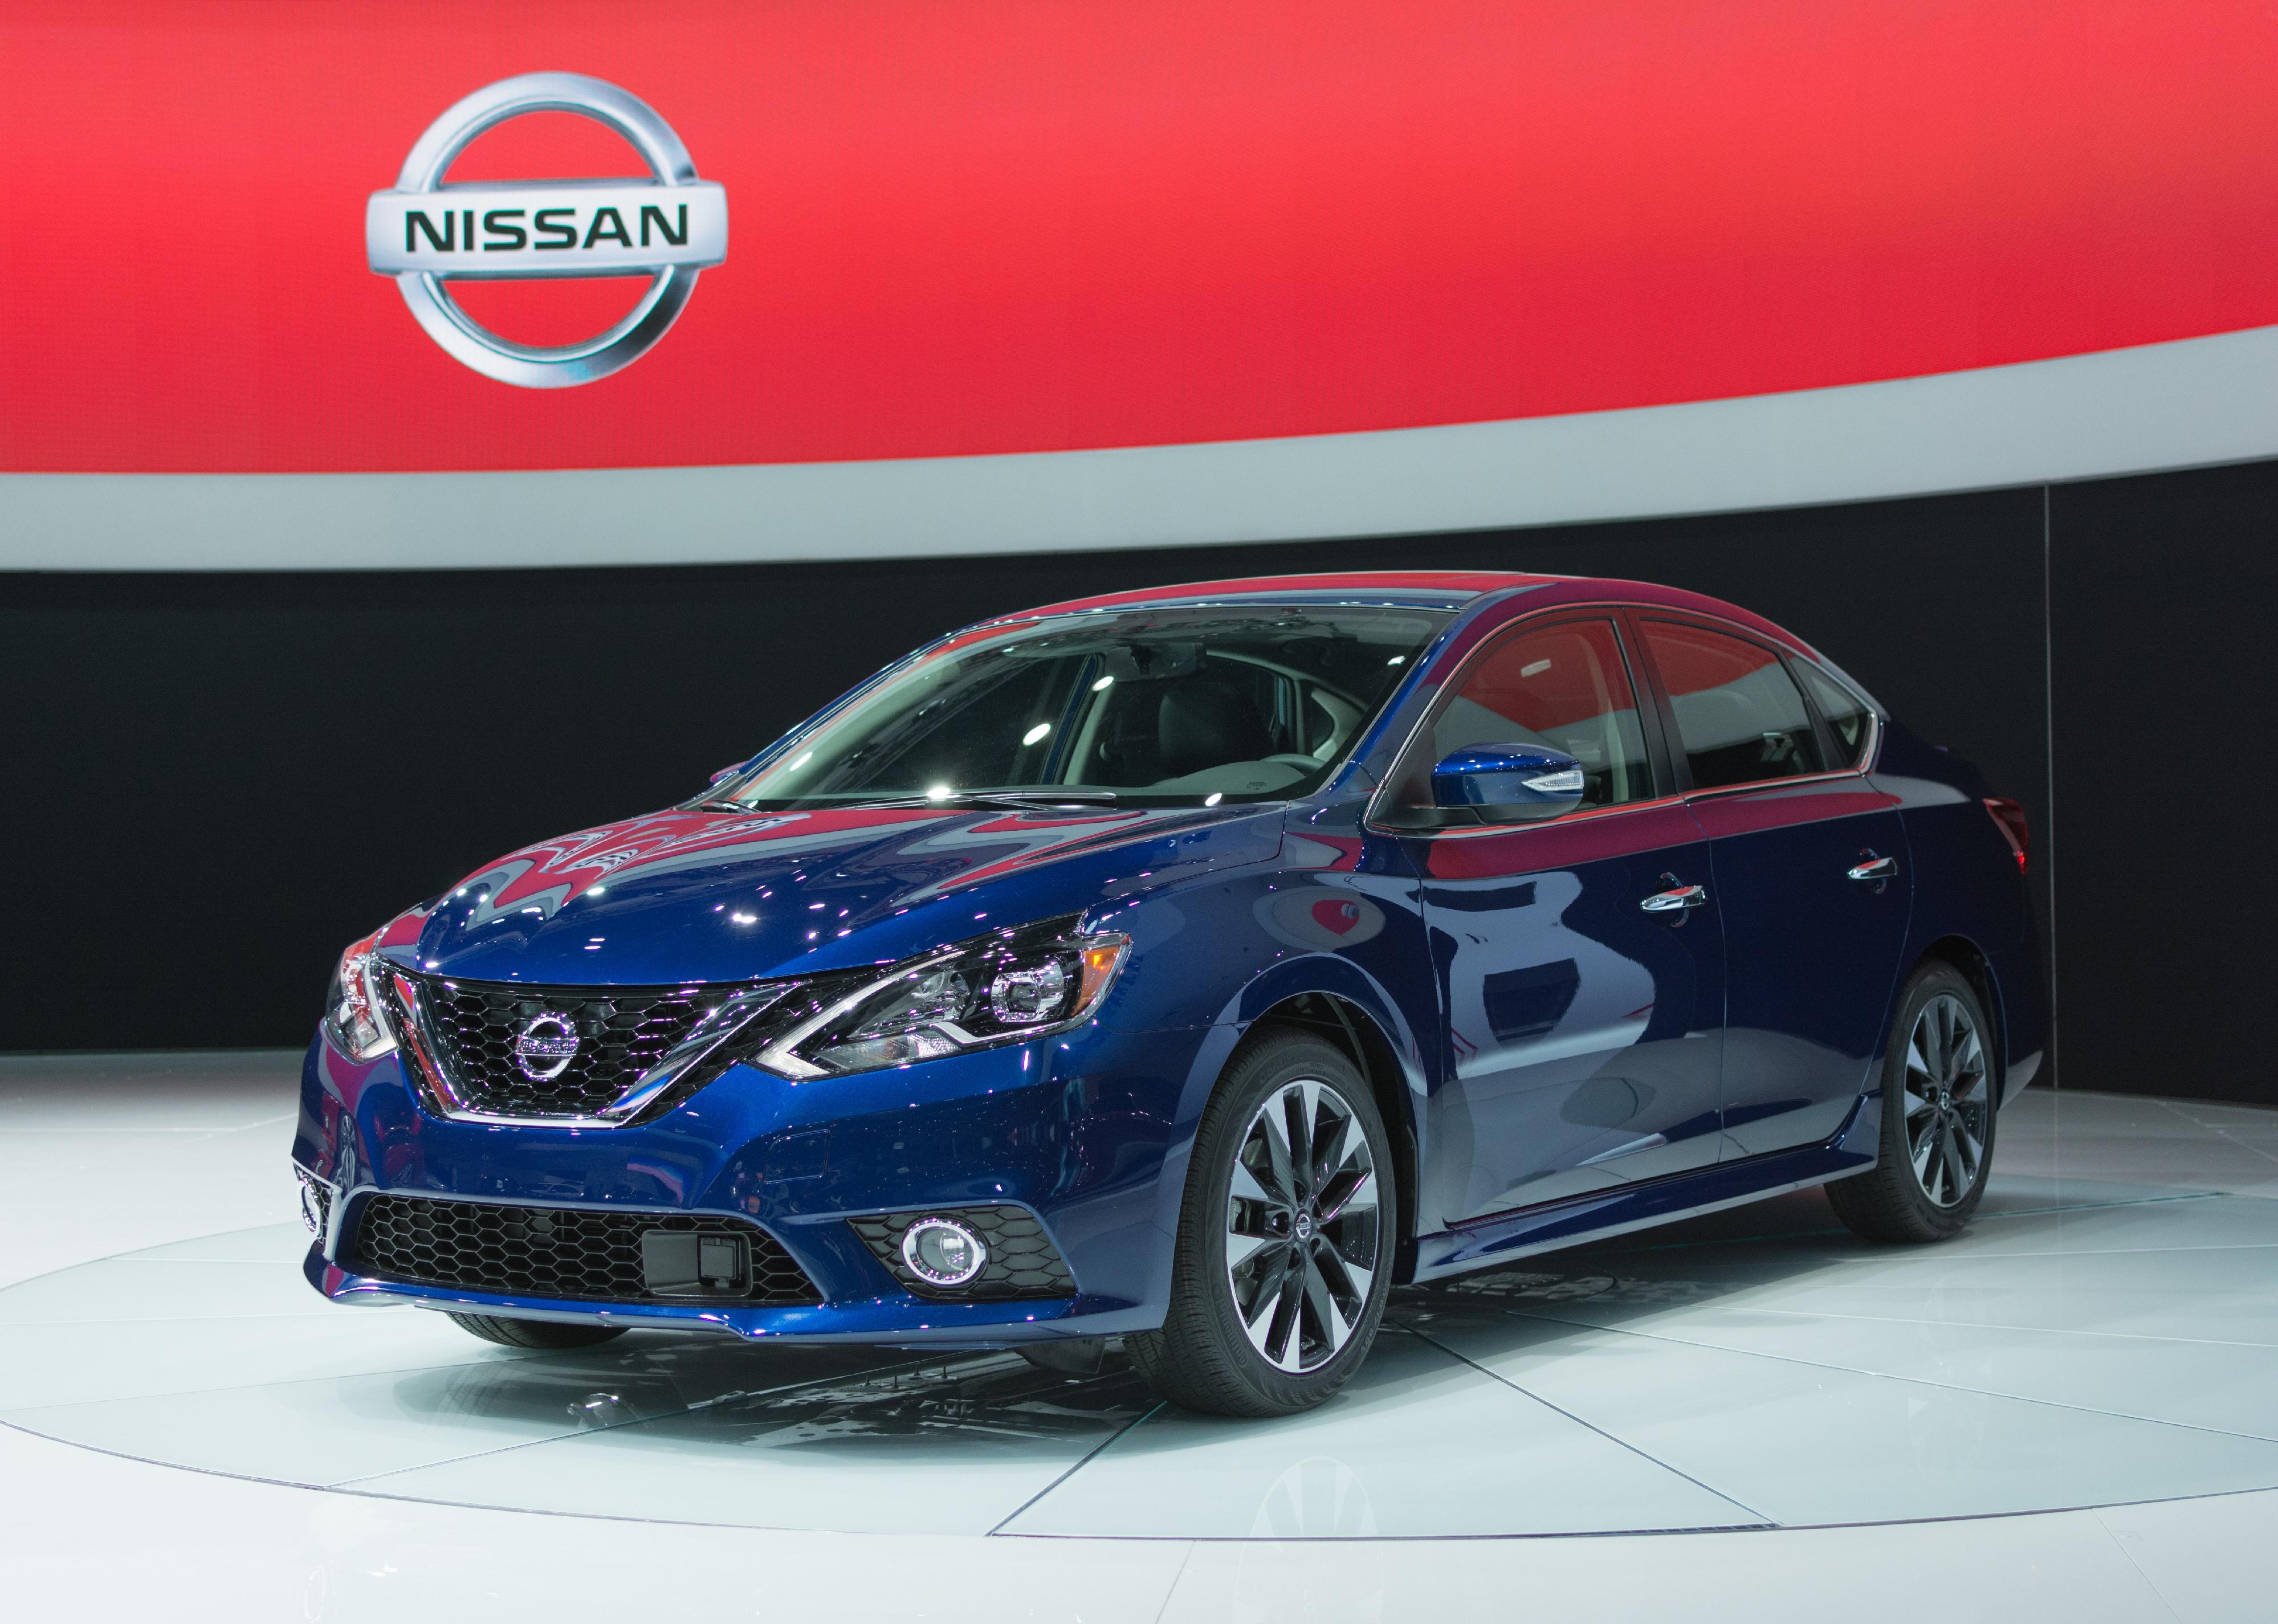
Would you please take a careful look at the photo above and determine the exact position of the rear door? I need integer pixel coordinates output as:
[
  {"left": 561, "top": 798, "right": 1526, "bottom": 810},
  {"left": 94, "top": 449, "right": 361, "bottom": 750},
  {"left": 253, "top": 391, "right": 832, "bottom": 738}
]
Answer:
[
  {"left": 1632, "top": 617, "right": 1913, "bottom": 1158},
  {"left": 1385, "top": 613, "right": 1727, "bottom": 1224}
]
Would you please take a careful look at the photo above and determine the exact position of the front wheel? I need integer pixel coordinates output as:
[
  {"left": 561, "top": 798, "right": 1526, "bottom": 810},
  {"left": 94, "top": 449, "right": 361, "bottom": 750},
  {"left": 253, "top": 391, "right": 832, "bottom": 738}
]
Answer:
[
  {"left": 1128, "top": 1031, "right": 1395, "bottom": 1417},
  {"left": 1828, "top": 962, "right": 1999, "bottom": 1244}
]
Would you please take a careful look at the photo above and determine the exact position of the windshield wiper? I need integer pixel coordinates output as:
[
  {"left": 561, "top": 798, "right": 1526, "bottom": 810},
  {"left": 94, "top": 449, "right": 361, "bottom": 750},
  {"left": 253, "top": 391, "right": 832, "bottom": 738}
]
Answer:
[
  {"left": 812, "top": 790, "right": 1124, "bottom": 812},
  {"left": 963, "top": 790, "right": 1122, "bottom": 809},
  {"left": 693, "top": 799, "right": 751, "bottom": 813}
]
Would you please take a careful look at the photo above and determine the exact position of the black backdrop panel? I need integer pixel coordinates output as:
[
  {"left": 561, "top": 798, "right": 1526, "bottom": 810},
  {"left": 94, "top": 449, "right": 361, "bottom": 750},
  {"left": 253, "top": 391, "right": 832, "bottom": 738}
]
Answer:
[
  {"left": 2052, "top": 460, "right": 2278, "bottom": 1104},
  {"left": 3, "top": 485, "right": 2048, "bottom": 1055}
]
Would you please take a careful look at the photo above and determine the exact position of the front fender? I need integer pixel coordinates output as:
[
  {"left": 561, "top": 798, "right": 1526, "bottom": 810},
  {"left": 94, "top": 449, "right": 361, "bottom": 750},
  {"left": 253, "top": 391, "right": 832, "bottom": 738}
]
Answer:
[{"left": 1112, "top": 848, "right": 1439, "bottom": 1295}]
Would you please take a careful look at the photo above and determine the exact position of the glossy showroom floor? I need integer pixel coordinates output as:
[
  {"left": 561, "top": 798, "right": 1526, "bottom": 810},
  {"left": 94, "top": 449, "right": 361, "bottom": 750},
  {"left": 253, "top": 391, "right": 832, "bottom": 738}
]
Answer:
[{"left": 3, "top": 1057, "right": 2276, "bottom": 1622}]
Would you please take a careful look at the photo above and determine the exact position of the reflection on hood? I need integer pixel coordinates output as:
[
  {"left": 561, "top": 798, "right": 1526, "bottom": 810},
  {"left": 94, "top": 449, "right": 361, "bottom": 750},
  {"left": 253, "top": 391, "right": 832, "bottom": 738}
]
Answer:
[{"left": 397, "top": 802, "right": 1278, "bottom": 985}]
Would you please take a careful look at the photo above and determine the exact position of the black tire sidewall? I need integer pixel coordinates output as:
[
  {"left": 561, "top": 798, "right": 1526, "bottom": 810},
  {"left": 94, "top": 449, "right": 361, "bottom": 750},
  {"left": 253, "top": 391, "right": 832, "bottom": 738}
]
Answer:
[
  {"left": 1878, "top": 965, "right": 1998, "bottom": 1234},
  {"left": 1177, "top": 1033, "right": 1396, "bottom": 1412}
]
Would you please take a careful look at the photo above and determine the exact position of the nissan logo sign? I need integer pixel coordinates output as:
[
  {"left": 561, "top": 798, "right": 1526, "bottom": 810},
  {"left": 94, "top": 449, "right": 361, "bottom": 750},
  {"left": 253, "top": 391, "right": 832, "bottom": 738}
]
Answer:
[
  {"left": 512, "top": 1013, "right": 583, "bottom": 1081},
  {"left": 366, "top": 72, "right": 728, "bottom": 387}
]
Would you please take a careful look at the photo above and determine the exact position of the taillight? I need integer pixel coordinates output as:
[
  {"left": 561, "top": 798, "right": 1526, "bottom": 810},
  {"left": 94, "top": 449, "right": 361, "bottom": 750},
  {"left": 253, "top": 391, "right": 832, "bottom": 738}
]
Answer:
[{"left": 1983, "top": 798, "right": 2028, "bottom": 875}]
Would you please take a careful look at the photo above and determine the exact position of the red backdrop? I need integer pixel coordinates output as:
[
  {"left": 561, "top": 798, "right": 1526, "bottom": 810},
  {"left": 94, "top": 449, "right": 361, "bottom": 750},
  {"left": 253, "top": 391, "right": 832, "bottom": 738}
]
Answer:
[{"left": 7, "top": 0, "right": 2278, "bottom": 472}]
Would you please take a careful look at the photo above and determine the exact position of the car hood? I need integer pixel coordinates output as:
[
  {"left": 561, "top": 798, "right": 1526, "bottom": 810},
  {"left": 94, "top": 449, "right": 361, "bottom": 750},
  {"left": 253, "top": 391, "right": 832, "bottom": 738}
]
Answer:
[{"left": 393, "top": 801, "right": 1282, "bottom": 986}]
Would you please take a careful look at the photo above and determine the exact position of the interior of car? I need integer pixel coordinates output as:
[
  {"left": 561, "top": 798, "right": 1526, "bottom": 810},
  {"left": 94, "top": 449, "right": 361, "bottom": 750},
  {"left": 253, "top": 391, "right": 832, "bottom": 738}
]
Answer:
[{"left": 729, "top": 607, "right": 1446, "bottom": 808}]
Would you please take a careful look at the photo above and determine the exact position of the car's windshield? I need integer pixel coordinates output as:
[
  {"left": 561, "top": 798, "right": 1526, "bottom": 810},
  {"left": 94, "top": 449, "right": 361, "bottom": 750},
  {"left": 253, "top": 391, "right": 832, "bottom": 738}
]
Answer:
[{"left": 712, "top": 604, "right": 1453, "bottom": 811}]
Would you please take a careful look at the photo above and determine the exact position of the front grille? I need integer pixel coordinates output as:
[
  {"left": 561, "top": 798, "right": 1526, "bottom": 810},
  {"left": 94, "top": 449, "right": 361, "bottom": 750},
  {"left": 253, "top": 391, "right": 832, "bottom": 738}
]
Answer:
[
  {"left": 348, "top": 1194, "right": 820, "bottom": 1306},
  {"left": 849, "top": 1205, "right": 1077, "bottom": 1301},
  {"left": 396, "top": 974, "right": 739, "bottom": 1117}
]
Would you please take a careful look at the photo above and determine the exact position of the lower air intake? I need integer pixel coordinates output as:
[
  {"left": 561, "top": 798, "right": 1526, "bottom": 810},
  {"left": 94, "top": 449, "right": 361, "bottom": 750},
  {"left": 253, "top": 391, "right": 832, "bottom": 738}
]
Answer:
[{"left": 348, "top": 1194, "right": 819, "bottom": 1307}]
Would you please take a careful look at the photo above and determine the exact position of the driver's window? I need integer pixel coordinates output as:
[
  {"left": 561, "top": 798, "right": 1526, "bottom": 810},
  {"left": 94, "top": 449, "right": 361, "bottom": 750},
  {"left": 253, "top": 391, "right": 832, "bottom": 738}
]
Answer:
[{"left": 1415, "top": 618, "right": 1657, "bottom": 811}]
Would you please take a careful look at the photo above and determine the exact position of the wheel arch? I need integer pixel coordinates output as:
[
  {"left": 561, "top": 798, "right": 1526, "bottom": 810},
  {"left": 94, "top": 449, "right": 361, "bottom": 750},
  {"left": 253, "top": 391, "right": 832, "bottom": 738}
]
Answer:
[
  {"left": 1226, "top": 989, "right": 1424, "bottom": 1286},
  {"left": 1914, "top": 933, "right": 2008, "bottom": 1093}
]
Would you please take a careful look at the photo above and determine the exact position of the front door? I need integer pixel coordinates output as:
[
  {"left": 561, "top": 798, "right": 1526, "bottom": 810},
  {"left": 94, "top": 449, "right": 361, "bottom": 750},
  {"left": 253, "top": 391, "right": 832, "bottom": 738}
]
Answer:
[
  {"left": 1392, "top": 615, "right": 1727, "bottom": 1225},
  {"left": 1634, "top": 618, "right": 1914, "bottom": 1158}
]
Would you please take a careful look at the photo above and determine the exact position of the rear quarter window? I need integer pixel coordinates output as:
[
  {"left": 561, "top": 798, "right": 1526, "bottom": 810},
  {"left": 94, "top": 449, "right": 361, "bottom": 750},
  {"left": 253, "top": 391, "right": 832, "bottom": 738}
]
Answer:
[{"left": 1796, "top": 663, "right": 1876, "bottom": 768}]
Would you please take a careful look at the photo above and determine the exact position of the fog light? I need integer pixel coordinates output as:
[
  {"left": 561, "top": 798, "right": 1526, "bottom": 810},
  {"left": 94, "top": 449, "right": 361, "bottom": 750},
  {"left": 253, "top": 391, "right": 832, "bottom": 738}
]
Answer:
[{"left": 901, "top": 1216, "right": 987, "bottom": 1287}]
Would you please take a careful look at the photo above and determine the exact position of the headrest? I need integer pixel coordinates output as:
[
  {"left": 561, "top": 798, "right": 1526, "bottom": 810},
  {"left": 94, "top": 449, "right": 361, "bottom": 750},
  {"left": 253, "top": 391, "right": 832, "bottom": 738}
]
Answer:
[{"left": 1158, "top": 677, "right": 1269, "bottom": 776}]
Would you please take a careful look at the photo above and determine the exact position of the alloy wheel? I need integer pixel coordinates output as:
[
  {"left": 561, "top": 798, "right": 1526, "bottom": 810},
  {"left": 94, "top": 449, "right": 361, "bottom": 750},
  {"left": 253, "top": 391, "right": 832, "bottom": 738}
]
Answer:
[
  {"left": 1902, "top": 992, "right": 1990, "bottom": 1208},
  {"left": 1224, "top": 1078, "right": 1381, "bottom": 1373}
]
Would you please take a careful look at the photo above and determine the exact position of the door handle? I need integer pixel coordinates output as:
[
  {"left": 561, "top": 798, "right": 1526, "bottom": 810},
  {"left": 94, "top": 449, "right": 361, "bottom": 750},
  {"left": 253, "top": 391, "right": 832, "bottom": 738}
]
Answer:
[
  {"left": 1847, "top": 855, "right": 1899, "bottom": 883},
  {"left": 1639, "top": 883, "right": 1708, "bottom": 915}
]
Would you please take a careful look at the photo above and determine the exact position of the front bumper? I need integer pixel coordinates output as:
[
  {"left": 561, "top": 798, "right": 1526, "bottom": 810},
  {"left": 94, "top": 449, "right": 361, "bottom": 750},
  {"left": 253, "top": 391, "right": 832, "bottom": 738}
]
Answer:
[{"left": 292, "top": 1014, "right": 1213, "bottom": 1345}]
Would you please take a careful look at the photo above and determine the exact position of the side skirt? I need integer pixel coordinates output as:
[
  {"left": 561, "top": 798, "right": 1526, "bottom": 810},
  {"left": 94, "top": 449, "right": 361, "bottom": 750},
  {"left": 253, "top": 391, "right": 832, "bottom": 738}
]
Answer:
[{"left": 1411, "top": 1121, "right": 1873, "bottom": 1281}]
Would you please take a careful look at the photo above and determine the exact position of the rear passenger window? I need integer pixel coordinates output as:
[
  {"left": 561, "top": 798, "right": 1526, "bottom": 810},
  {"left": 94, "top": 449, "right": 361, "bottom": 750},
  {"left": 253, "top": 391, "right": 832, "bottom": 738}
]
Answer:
[
  {"left": 1796, "top": 663, "right": 1873, "bottom": 768},
  {"left": 1640, "top": 621, "right": 1824, "bottom": 789}
]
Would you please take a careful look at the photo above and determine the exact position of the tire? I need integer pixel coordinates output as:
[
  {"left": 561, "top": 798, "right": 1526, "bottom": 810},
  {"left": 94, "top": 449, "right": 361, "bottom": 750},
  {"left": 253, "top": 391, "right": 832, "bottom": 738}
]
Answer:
[
  {"left": 1828, "top": 962, "right": 1999, "bottom": 1244},
  {"left": 447, "top": 1312, "right": 628, "bottom": 1350},
  {"left": 1128, "top": 1031, "right": 1396, "bottom": 1417}
]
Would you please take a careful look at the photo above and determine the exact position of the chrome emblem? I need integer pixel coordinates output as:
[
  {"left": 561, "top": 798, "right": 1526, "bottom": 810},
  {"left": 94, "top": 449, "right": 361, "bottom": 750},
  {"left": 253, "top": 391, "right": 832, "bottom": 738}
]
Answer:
[
  {"left": 513, "top": 1013, "right": 582, "bottom": 1080},
  {"left": 365, "top": 73, "right": 728, "bottom": 387}
]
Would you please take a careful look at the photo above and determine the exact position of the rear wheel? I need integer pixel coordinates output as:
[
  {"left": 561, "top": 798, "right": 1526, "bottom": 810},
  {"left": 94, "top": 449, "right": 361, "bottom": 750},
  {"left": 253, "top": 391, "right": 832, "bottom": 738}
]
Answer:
[
  {"left": 447, "top": 1312, "right": 628, "bottom": 1350},
  {"left": 1828, "top": 962, "right": 1998, "bottom": 1243},
  {"left": 1128, "top": 1032, "right": 1395, "bottom": 1417}
]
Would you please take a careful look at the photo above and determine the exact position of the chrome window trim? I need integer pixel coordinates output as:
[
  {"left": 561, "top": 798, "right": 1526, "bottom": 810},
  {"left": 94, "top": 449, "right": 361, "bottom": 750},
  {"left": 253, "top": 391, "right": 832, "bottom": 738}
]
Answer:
[
  {"left": 1385, "top": 790, "right": 1696, "bottom": 842},
  {"left": 1377, "top": 765, "right": 1882, "bottom": 843},
  {"left": 1680, "top": 763, "right": 1876, "bottom": 804},
  {"left": 1365, "top": 601, "right": 1884, "bottom": 838}
]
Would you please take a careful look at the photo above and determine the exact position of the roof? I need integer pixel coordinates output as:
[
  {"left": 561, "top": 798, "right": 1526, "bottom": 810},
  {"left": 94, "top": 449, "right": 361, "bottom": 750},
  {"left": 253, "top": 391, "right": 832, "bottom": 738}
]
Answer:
[
  {"left": 986, "top": 571, "right": 1564, "bottom": 622},
  {"left": 969, "top": 569, "right": 1824, "bottom": 666}
]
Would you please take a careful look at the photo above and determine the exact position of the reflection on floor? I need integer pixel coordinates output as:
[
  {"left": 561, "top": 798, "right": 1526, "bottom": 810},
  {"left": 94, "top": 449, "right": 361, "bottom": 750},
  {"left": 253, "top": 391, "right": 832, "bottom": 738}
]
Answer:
[{"left": 2, "top": 1051, "right": 2274, "bottom": 1621}]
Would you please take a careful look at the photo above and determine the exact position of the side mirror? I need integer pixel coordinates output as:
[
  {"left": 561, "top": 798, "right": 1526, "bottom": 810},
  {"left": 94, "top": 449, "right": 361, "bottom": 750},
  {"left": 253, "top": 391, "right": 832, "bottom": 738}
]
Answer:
[
  {"left": 710, "top": 763, "right": 744, "bottom": 786},
  {"left": 1429, "top": 743, "right": 1586, "bottom": 823}
]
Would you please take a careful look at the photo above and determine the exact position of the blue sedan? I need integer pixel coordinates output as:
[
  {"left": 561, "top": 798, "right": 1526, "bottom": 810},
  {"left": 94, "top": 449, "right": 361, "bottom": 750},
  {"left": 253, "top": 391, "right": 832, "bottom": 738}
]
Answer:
[{"left": 294, "top": 570, "right": 2044, "bottom": 1416}]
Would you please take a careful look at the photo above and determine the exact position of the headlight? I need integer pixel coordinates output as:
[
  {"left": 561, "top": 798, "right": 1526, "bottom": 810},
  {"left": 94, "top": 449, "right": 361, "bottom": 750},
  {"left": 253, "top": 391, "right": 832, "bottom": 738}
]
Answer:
[
  {"left": 323, "top": 928, "right": 398, "bottom": 1062},
  {"left": 754, "top": 916, "right": 1130, "bottom": 1079}
]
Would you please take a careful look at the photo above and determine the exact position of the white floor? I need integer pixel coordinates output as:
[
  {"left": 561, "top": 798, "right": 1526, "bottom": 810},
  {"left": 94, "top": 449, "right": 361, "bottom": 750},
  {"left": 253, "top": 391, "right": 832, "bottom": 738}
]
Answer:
[{"left": 3, "top": 1054, "right": 2275, "bottom": 1621}]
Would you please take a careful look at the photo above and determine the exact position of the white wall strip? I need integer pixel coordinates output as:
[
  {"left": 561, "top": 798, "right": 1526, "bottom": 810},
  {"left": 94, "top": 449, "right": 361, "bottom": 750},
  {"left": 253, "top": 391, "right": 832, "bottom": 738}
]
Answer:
[{"left": 10, "top": 323, "right": 2278, "bottom": 572}]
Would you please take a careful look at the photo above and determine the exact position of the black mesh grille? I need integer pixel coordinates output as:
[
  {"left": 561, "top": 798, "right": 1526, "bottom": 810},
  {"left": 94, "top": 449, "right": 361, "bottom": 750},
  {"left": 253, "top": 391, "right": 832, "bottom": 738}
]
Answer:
[
  {"left": 397, "top": 974, "right": 735, "bottom": 1117},
  {"left": 849, "top": 1205, "right": 1077, "bottom": 1300},
  {"left": 348, "top": 1194, "right": 819, "bottom": 1306}
]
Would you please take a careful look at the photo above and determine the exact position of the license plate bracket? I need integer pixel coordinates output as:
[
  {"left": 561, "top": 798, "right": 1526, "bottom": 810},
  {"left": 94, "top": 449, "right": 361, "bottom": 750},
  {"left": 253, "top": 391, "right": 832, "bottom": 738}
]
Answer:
[{"left": 640, "top": 1230, "right": 751, "bottom": 1296}]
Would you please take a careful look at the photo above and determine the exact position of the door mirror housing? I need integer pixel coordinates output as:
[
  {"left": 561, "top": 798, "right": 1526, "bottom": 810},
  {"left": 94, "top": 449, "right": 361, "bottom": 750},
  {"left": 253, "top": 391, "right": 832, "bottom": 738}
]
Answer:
[
  {"left": 710, "top": 763, "right": 744, "bottom": 786},
  {"left": 1428, "top": 743, "right": 1586, "bottom": 823}
]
